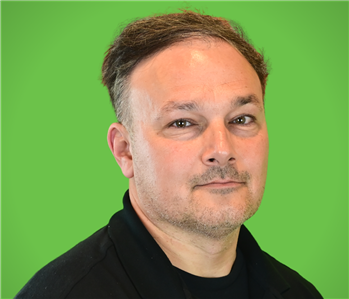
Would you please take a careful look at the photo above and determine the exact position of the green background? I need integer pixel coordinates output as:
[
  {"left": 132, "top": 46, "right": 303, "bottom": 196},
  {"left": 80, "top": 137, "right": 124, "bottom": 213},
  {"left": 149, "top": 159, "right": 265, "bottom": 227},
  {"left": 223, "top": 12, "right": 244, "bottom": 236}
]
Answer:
[{"left": 1, "top": 1, "right": 348, "bottom": 298}]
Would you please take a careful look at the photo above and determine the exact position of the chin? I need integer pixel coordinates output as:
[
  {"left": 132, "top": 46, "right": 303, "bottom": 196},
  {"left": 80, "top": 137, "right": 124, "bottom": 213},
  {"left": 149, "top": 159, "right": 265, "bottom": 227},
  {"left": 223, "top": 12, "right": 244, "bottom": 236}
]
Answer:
[{"left": 164, "top": 197, "right": 261, "bottom": 240}]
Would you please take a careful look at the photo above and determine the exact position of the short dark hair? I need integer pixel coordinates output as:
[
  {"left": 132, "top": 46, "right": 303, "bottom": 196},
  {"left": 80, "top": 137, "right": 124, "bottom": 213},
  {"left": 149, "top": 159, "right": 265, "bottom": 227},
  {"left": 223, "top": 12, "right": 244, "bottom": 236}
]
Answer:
[{"left": 102, "top": 10, "right": 269, "bottom": 129}]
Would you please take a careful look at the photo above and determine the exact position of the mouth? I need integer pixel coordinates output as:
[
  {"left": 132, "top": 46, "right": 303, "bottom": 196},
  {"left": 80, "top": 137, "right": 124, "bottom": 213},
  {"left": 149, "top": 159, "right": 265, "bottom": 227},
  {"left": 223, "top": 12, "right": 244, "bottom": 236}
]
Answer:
[{"left": 195, "top": 180, "right": 245, "bottom": 189}]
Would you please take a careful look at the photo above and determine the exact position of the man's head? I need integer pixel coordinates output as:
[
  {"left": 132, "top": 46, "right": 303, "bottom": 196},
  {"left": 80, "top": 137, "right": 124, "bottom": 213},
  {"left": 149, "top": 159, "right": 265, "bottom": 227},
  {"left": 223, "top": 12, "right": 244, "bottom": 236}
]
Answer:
[
  {"left": 102, "top": 10, "right": 269, "bottom": 131},
  {"left": 105, "top": 11, "right": 269, "bottom": 240}
]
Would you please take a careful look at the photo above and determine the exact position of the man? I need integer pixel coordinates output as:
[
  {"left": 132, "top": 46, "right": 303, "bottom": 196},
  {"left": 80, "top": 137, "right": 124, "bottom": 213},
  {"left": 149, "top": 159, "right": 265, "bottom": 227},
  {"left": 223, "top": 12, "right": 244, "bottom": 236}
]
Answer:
[{"left": 15, "top": 10, "right": 322, "bottom": 299}]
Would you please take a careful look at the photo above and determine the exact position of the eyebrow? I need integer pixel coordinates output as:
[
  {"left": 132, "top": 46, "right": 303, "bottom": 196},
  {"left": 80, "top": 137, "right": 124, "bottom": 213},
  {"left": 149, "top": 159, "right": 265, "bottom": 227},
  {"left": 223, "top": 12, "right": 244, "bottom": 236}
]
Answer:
[
  {"left": 233, "top": 94, "right": 263, "bottom": 110},
  {"left": 159, "top": 101, "right": 200, "bottom": 113},
  {"left": 156, "top": 94, "right": 262, "bottom": 120}
]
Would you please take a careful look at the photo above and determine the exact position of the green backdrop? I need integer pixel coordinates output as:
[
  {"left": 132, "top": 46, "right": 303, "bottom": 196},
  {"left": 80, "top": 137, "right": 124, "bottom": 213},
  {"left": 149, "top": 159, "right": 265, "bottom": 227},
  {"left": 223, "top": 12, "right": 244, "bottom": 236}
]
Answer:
[{"left": 1, "top": 1, "right": 348, "bottom": 298}]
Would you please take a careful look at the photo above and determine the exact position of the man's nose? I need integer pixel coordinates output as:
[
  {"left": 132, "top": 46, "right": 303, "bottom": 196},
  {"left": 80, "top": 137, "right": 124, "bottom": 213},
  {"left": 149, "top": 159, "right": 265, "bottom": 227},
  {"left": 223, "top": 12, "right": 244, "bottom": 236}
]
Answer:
[{"left": 201, "top": 122, "right": 235, "bottom": 167}]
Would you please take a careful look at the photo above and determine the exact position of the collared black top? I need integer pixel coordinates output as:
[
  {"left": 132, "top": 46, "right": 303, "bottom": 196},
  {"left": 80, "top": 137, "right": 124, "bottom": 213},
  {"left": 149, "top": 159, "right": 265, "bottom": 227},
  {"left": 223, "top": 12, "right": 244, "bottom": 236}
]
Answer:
[{"left": 15, "top": 191, "right": 323, "bottom": 299}]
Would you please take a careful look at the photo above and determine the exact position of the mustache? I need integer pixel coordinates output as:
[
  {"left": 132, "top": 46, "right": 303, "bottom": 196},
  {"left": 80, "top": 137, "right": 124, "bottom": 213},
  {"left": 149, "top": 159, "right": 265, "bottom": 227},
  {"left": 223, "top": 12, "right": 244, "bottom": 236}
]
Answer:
[{"left": 189, "top": 165, "right": 251, "bottom": 188}]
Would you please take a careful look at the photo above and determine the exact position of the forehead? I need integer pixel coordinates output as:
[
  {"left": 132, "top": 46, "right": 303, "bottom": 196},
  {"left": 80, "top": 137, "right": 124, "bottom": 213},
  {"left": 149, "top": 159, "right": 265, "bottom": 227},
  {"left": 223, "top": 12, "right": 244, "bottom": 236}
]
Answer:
[{"left": 128, "top": 39, "right": 262, "bottom": 114}]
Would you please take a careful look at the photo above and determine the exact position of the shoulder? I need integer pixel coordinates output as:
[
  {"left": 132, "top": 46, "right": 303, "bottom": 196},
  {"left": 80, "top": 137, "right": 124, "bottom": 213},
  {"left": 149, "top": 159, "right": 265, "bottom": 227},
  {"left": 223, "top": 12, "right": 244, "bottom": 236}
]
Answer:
[
  {"left": 262, "top": 251, "right": 323, "bottom": 299},
  {"left": 14, "top": 226, "right": 119, "bottom": 299}
]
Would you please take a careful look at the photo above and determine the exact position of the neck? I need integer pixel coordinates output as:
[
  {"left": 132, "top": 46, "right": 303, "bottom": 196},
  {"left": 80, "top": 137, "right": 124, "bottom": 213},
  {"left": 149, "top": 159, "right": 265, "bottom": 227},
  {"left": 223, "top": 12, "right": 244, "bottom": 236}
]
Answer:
[{"left": 129, "top": 189, "right": 240, "bottom": 278}]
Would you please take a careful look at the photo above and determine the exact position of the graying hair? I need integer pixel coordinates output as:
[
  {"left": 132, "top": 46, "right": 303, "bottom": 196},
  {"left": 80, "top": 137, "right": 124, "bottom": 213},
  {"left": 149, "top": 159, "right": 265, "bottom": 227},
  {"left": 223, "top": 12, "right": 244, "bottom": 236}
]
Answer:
[{"left": 102, "top": 10, "right": 269, "bottom": 131}]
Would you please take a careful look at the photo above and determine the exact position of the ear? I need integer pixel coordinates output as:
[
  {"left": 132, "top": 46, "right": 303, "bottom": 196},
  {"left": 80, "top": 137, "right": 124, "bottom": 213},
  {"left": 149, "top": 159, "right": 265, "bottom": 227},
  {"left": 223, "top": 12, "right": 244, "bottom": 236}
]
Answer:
[{"left": 107, "top": 123, "right": 134, "bottom": 178}]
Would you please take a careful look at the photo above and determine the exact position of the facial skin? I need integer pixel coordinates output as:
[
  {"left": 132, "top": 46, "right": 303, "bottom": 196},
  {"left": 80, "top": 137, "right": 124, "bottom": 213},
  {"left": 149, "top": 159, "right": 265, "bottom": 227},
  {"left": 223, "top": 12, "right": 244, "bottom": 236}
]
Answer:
[{"left": 109, "top": 38, "right": 269, "bottom": 243}]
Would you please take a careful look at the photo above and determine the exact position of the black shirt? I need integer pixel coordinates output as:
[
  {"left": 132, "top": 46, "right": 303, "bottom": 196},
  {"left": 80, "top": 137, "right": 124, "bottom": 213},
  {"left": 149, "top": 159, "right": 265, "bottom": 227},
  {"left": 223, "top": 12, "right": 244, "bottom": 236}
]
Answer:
[
  {"left": 175, "top": 248, "right": 249, "bottom": 299},
  {"left": 15, "top": 191, "right": 323, "bottom": 299}
]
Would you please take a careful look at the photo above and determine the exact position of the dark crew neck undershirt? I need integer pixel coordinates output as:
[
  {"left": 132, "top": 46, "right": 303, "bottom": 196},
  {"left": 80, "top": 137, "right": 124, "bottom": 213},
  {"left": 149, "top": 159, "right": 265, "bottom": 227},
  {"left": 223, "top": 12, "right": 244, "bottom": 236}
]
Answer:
[{"left": 174, "top": 247, "right": 249, "bottom": 299}]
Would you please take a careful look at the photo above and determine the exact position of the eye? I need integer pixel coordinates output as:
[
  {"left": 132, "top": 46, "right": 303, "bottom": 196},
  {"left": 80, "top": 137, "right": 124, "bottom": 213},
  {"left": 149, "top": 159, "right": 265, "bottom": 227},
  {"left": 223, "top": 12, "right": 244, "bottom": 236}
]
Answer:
[
  {"left": 171, "top": 119, "right": 193, "bottom": 128},
  {"left": 231, "top": 115, "right": 254, "bottom": 125}
]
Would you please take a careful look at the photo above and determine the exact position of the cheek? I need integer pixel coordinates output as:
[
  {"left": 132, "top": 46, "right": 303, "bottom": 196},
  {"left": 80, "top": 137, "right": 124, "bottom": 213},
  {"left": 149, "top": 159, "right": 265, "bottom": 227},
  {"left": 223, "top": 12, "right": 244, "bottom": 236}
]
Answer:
[
  {"left": 236, "top": 137, "right": 268, "bottom": 201},
  {"left": 155, "top": 141, "right": 197, "bottom": 175},
  {"left": 143, "top": 140, "right": 199, "bottom": 198},
  {"left": 135, "top": 132, "right": 197, "bottom": 180},
  {"left": 238, "top": 134, "right": 269, "bottom": 177}
]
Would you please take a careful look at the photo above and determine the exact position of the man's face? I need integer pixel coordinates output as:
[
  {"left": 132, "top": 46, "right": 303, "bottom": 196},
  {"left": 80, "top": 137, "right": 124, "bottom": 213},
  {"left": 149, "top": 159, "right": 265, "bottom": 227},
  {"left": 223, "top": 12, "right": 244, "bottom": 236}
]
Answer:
[{"left": 127, "top": 39, "right": 268, "bottom": 239}]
